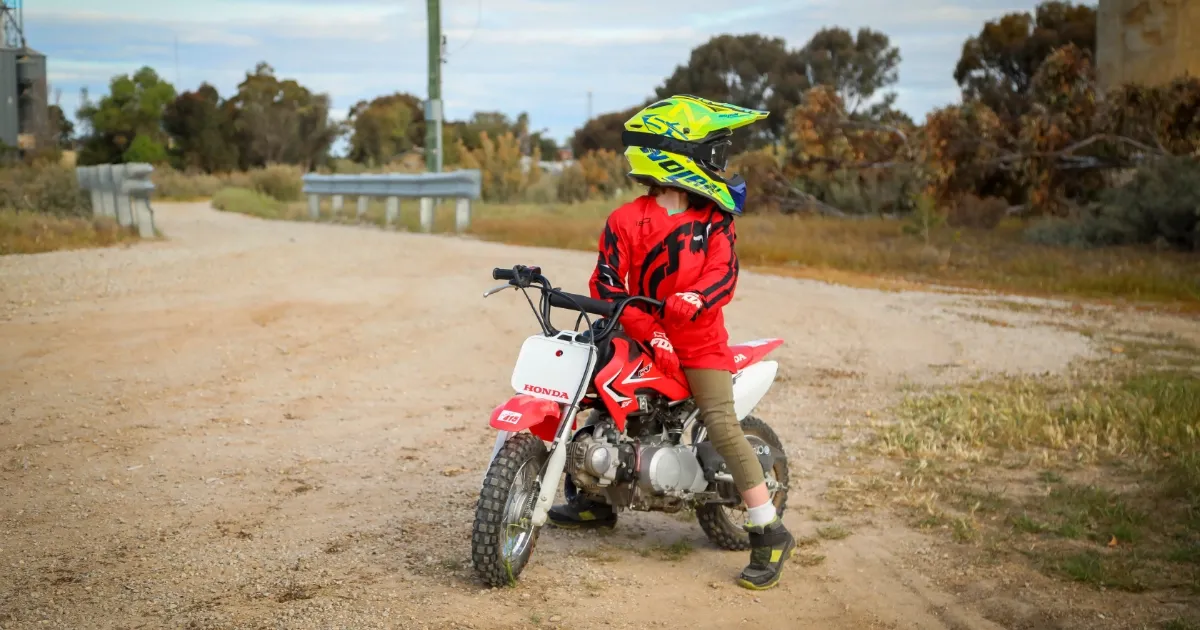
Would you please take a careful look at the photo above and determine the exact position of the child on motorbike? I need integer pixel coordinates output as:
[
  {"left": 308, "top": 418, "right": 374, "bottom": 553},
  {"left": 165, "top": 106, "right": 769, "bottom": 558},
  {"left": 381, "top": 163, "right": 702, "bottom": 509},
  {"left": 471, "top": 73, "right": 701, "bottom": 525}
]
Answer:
[{"left": 547, "top": 95, "right": 796, "bottom": 591}]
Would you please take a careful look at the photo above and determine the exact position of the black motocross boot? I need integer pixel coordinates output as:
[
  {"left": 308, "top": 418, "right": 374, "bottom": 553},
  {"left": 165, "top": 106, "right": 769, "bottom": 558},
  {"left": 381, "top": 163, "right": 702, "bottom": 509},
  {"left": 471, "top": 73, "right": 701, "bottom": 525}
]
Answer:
[
  {"left": 736, "top": 517, "right": 796, "bottom": 590},
  {"left": 546, "top": 476, "right": 617, "bottom": 529}
]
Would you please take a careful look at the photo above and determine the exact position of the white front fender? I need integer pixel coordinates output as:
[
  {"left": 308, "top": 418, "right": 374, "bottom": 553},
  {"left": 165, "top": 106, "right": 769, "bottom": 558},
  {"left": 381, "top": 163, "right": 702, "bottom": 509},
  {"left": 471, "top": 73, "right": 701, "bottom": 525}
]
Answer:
[{"left": 732, "top": 360, "right": 779, "bottom": 420}]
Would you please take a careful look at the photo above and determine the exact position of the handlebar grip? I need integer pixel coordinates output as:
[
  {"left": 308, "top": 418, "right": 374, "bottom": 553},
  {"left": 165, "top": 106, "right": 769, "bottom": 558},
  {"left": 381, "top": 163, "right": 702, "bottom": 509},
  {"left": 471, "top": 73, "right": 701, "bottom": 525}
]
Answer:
[
  {"left": 548, "top": 292, "right": 615, "bottom": 318},
  {"left": 492, "top": 268, "right": 516, "bottom": 281}
]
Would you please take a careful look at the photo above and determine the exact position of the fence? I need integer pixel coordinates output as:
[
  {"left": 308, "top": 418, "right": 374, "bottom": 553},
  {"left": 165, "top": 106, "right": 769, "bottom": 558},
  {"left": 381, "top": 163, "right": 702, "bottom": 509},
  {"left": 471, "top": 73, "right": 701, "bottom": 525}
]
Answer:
[
  {"left": 301, "top": 170, "right": 483, "bottom": 233},
  {"left": 74, "top": 163, "right": 157, "bottom": 238}
]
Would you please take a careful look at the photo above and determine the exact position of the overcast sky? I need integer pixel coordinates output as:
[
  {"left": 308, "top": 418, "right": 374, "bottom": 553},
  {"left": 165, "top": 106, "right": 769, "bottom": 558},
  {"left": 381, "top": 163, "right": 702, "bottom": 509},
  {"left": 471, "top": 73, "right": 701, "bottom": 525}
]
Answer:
[{"left": 26, "top": 0, "right": 1052, "bottom": 151}]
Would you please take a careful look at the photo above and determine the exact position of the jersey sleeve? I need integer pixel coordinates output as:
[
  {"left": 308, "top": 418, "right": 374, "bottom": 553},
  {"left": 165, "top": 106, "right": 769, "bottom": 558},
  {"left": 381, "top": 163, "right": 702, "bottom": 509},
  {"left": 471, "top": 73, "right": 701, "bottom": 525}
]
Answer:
[
  {"left": 589, "top": 212, "right": 660, "bottom": 340},
  {"left": 690, "top": 212, "right": 739, "bottom": 313}
]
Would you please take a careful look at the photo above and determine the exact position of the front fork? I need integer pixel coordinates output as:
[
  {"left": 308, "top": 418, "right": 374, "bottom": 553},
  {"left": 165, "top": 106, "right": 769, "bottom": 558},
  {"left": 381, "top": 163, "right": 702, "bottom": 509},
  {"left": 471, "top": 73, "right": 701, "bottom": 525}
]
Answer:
[{"left": 530, "top": 403, "right": 580, "bottom": 527}]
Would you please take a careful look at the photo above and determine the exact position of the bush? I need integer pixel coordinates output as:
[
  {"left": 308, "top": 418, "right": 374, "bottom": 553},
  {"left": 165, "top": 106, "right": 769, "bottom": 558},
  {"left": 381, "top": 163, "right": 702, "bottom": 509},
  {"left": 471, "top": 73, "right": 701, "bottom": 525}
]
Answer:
[
  {"left": 557, "top": 150, "right": 629, "bottom": 203},
  {"left": 153, "top": 167, "right": 254, "bottom": 200},
  {"left": 249, "top": 163, "right": 304, "bottom": 202},
  {"left": 457, "top": 131, "right": 542, "bottom": 203},
  {"left": 0, "top": 164, "right": 91, "bottom": 217},
  {"left": 1023, "top": 157, "right": 1200, "bottom": 250},
  {"left": 211, "top": 187, "right": 288, "bottom": 220}
]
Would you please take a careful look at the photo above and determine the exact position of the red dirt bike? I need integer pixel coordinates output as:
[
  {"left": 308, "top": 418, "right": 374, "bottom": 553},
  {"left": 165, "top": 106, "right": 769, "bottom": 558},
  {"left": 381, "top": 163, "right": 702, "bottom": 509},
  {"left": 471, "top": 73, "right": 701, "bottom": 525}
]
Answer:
[{"left": 471, "top": 264, "right": 789, "bottom": 587}]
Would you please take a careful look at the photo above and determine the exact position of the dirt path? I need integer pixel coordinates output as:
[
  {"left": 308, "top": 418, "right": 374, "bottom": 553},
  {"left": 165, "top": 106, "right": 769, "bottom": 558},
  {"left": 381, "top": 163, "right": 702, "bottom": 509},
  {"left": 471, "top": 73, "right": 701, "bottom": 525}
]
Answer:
[{"left": 0, "top": 202, "right": 1172, "bottom": 630}]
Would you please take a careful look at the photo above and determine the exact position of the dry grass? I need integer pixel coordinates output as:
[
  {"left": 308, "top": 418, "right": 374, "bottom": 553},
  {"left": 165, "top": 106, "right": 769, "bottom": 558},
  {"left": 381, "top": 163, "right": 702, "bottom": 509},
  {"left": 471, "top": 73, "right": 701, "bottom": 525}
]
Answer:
[
  {"left": 468, "top": 205, "right": 1200, "bottom": 307},
  {"left": 153, "top": 169, "right": 254, "bottom": 201},
  {"left": 0, "top": 210, "right": 139, "bottom": 255},
  {"left": 207, "top": 190, "right": 1200, "bottom": 308}
]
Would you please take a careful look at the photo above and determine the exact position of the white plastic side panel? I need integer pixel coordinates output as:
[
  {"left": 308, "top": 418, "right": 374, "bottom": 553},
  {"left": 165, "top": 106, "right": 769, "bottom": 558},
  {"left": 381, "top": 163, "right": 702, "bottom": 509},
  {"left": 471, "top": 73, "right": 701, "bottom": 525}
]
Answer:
[
  {"left": 732, "top": 360, "right": 778, "bottom": 420},
  {"left": 510, "top": 335, "right": 593, "bottom": 404}
]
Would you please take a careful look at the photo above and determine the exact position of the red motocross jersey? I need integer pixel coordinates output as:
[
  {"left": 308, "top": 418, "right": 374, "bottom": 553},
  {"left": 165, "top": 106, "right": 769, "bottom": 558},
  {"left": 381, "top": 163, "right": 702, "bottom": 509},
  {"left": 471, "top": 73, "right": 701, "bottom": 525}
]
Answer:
[{"left": 589, "top": 194, "right": 739, "bottom": 372}]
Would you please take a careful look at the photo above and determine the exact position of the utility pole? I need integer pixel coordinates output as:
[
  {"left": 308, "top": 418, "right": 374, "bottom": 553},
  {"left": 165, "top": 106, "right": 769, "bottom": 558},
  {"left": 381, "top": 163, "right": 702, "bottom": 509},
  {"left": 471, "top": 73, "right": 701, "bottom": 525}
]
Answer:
[
  {"left": 425, "top": 0, "right": 443, "bottom": 173},
  {"left": 587, "top": 90, "right": 592, "bottom": 122}
]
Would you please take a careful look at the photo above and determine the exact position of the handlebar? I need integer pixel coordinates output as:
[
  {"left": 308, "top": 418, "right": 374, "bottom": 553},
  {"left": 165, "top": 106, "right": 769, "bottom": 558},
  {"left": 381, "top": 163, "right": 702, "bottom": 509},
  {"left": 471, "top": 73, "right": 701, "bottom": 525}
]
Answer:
[{"left": 490, "top": 264, "right": 663, "bottom": 325}]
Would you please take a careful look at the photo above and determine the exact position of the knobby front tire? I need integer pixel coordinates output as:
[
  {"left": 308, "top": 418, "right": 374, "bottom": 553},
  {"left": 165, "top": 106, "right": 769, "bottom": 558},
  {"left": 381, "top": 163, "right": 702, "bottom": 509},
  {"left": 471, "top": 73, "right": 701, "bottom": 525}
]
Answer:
[{"left": 470, "top": 432, "right": 550, "bottom": 587}]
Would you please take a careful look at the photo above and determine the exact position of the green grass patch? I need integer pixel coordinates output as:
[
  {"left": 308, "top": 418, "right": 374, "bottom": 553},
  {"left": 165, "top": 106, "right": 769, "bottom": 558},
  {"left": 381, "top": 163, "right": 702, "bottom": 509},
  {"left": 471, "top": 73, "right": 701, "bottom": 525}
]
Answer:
[
  {"left": 816, "top": 524, "right": 851, "bottom": 540},
  {"left": 870, "top": 353, "right": 1200, "bottom": 595}
]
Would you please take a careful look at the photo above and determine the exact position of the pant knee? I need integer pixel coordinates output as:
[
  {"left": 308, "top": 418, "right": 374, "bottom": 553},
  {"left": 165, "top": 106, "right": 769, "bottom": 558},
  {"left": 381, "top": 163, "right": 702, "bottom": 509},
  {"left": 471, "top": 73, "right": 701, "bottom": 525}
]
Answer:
[{"left": 685, "top": 369, "right": 765, "bottom": 493}]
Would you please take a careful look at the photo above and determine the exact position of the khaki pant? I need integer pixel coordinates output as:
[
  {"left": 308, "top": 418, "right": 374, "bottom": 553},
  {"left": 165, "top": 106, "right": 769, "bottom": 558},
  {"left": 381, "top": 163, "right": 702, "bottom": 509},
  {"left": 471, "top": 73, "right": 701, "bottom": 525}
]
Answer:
[{"left": 684, "top": 368, "right": 765, "bottom": 493}]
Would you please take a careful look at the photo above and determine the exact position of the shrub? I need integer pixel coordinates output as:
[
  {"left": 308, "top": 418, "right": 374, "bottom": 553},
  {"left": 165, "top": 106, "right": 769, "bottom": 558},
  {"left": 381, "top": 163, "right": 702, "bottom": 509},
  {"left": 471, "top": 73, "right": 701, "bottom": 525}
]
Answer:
[
  {"left": 249, "top": 163, "right": 304, "bottom": 202},
  {"left": 1023, "top": 157, "right": 1200, "bottom": 250},
  {"left": 457, "top": 131, "right": 542, "bottom": 203},
  {"left": 211, "top": 187, "right": 289, "bottom": 220},
  {"left": 555, "top": 163, "right": 589, "bottom": 203},
  {"left": 0, "top": 164, "right": 91, "bottom": 217},
  {"left": 153, "top": 167, "right": 254, "bottom": 200}
]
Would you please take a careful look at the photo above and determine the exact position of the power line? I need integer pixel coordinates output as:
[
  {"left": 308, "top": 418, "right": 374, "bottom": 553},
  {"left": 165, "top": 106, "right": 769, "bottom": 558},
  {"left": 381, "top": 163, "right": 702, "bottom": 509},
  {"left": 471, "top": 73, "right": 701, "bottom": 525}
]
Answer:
[{"left": 444, "top": 0, "right": 482, "bottom": 59}]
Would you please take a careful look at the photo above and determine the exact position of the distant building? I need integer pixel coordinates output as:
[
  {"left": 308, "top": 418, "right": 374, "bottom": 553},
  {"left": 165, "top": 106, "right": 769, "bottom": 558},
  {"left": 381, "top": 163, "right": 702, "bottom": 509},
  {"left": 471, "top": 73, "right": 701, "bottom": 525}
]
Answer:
[
  {"left": 1097, "top": 0, "right": 1200, "bottom": 92},
  {"left": 0, "top": 45, "right": 48, "bottom": 152}
]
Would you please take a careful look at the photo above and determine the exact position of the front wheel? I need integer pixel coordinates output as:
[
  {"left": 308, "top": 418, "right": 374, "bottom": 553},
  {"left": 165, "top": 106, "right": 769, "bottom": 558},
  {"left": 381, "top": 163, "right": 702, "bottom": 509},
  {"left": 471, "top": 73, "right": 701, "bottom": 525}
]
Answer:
[
  {"left": 695, "top": 415, "right": 790, "bottom": 551},
  {"left": 471, "top": 432, "right": 549, "bottom": 587}
]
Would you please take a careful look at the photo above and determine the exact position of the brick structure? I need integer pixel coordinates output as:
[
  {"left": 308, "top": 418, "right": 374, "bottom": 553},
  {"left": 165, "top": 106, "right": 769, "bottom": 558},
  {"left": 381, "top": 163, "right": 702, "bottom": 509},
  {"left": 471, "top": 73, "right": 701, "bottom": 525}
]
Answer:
[{"left": 1097, "top": 0, "right": 1200, "bottom": 92}]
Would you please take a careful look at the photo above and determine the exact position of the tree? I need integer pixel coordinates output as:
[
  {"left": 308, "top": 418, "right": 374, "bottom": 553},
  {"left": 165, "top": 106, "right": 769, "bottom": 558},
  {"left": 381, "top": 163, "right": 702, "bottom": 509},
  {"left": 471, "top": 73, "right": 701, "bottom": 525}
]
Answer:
[
  {"left": 226, "top": 62, "right": 340, "bottom": 170},
  {"left": 459, "top": 111, "right": 517, "bottom": 151},
  {"left": 532, "top": 131, "right": 560, "bottom": 160},
  {"left": 797, "top": 27, "right": 901, "bottom": 115},
  {"left": 346, "top": 92, "right": 424, "bottom": 166},
  {"left": 1018, "top": 43, "right": 1101, "bottom": 215},
  {"left": 76, "top": 66, "right": 177, "bottom": 165},
  {"left": 654, "top": 34, "right": 811, "bottom": 146},
  {"left": 570, "top": 104, "right": 645, "bottom": 157},
  {"left": 954, "top": 1, "right": 1096, "bottom": 123},
  {"left": 46, "top": 105, "right": 73, "bottom": 148},
  {"left": 163, "top": 83, "right": 239, "bottom": 172}
]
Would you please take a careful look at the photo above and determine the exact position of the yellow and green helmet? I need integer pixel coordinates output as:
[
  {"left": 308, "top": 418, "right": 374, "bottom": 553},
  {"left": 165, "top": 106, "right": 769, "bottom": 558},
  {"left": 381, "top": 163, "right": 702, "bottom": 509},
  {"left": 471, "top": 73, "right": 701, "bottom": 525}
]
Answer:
[{"left": 621, "top": 94, "right": 769, "bottom": 215}]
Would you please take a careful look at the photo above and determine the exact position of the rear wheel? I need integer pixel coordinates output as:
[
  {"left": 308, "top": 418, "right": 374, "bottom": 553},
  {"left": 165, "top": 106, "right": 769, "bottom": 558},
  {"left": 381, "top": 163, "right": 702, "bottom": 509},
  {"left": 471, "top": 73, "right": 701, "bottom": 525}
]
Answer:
[
  {"left": 695, "top": 415, "right": 790, "bottom": 551},
  {"left": 471, "top": 433, "right": 549, "bottom": 587}
]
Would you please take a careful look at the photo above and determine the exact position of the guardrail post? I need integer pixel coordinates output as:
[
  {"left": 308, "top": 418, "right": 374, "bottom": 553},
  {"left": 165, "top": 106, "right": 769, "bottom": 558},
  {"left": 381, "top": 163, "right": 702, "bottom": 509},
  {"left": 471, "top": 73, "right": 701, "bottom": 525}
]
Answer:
[
  {"left": 331, "top": 194, "right": 344, "bottom": 216},
  {"left": 112, "top": 165, "right": 135, "bottom": 228},
  {"left": 455, "top": 198, "right": 470, "bottom": 233},
  {"left": 419, "top": 197, "right": 434, "bottom": 233},
  {"left": 98, "top": 165, "right": 115, "bottom": 219},
  {"left": 385, "top": 197, "right": 399, "bottom": 226},
  {"left": 308, "top": 194, "right": 320, "bottom": 219},
  {"left": 134, "top": 197, "right": 155, "bottom": 238},
  {"left": 356, "top": 195, "right": 368, "bottom": 219}
]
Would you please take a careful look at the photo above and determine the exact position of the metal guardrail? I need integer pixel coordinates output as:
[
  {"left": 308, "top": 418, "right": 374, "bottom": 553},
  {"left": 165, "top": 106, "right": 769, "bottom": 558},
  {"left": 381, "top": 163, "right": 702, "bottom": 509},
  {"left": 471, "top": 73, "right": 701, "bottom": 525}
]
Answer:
[
  {"left": 300, "top": 170, "right": 483, "bottom": 233},
  {"left": 74, "top": 163, "right": 157, "bottom": 238}
]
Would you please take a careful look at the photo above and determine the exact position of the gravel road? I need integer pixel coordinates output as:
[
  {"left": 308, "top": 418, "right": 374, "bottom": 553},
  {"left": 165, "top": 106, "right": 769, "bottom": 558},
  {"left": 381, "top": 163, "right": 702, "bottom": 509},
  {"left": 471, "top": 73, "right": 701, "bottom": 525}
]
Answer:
[{"left": 2, "top": 202, "right": 1186, "bottom": 630}]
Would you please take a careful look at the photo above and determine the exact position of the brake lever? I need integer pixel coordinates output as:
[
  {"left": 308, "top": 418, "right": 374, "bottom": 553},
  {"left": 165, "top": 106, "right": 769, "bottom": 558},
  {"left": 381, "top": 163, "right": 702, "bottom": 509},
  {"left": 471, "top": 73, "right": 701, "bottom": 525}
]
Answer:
[{"left": 482, "top": 283, "right": 515, "bottom": 298}]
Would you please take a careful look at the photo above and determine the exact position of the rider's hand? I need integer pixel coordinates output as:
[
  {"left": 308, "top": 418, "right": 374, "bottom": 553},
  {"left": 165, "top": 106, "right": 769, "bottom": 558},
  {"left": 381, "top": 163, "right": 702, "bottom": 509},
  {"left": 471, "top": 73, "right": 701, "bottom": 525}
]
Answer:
[
  {"left": 663, "top": 292, "right": 704, "bottom": 323},
  {"left": 647, "top": 330, "right": 684, "bottom": 383}
]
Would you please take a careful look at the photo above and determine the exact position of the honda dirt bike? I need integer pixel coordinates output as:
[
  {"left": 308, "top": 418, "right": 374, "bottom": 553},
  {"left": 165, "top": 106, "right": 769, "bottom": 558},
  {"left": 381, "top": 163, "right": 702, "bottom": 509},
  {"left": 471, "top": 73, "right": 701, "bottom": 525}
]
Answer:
[{"left": 470, "top": 264, "right": 789, "bottom": 587}]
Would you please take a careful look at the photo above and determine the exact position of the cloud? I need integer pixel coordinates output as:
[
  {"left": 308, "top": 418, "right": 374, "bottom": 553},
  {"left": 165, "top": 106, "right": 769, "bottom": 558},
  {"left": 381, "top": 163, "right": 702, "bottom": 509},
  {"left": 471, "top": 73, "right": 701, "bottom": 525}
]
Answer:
[{"left": 28, "top": 0, "right": 1048, "bottom": 143}]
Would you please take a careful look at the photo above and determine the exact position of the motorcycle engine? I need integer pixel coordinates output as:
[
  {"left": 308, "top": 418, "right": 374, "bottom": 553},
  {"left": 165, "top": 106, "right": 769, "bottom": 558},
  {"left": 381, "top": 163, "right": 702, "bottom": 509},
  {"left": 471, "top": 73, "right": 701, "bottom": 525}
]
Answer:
[
  {"left": 566, "top": 417, "right": 710, "bottom": 502},
  {"left": 635, "top": 445, "right": 709, "bottom": 496}
]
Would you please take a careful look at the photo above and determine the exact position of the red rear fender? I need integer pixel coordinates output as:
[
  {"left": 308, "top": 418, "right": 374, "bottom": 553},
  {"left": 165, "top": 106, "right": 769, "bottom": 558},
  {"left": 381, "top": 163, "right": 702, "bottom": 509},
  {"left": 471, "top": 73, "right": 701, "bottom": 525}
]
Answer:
[
  {"left": 731, "top": 338, "right": 784, "bottom": 371},
  {"left": 489, "top": 394, "right": 566, "bottom": 442}
]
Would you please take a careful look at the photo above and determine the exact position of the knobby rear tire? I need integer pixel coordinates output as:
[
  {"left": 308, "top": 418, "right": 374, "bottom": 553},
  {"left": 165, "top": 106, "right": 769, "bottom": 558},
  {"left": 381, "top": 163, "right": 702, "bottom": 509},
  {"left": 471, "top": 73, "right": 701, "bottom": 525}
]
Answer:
[
  {"left": 695, "top": 415, "right": 790, "bottom": 551},
  {"left": 470, "top": 432, "right": 549, "bottom": 587}
]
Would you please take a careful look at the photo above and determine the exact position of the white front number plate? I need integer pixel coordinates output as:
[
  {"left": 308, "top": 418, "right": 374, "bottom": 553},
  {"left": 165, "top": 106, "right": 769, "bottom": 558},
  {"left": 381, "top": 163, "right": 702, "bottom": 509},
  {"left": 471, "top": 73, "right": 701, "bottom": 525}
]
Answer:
[{"left": 510, "top": 335, "right": 593, "bottom": 404}]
